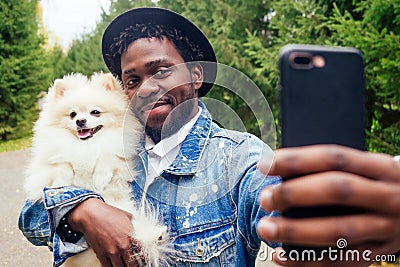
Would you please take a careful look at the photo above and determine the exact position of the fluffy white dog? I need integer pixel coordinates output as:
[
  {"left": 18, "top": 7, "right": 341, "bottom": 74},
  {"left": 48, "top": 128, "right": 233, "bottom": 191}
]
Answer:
[{"left": 24, "top": 73, "right": 171, "bottom": 266}]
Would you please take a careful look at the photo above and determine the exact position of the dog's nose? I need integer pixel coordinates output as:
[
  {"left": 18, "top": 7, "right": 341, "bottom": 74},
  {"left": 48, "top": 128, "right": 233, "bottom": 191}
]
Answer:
[{"left": 76, "top": 119, "right": 87, "bottom": 127}]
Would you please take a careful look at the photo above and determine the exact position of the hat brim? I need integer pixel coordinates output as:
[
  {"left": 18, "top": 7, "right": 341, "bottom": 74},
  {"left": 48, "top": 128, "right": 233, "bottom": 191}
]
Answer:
[{"left": 102, "top": 7, "right": 217, "bottom": 97}]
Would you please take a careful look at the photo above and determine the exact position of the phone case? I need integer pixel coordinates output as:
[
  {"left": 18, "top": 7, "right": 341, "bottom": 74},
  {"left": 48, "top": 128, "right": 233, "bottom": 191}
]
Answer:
[
  {"left": 279, "top": 44, "right": 365, "bottom": 150},
  {"left": 279, "top": 44, "right": 366, "bottom": 257}
]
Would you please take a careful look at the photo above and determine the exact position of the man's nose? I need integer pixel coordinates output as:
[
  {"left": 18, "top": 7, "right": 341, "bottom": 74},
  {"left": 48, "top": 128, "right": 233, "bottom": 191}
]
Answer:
[{"left": 136, "top": 77, "right": 160, "bottom": 98}]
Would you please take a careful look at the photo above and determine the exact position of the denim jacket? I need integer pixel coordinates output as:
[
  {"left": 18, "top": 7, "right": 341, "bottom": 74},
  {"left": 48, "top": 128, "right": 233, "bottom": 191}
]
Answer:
[{"left": 19, "top": 101, "right": 280, "bottom": 266}]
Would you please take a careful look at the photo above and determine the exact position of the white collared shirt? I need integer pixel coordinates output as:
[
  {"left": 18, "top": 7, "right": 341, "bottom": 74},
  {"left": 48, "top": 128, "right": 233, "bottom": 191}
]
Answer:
[{"left": 144, "top": 107, "right": 202, "bottom": 192}]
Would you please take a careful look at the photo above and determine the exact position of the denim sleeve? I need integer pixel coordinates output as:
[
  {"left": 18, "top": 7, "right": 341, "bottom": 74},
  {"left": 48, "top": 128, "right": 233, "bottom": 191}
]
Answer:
[
  {"left": 237, "top": 166, "right": 281, "bottom": 251},
  {"left": 230, "top": 134, "right": 281, "bottom": 258},
  {"left": 18, "top": 199, "right": 52, "bottom": 247},
  {"left": 18, "top": 186, "right": 103, "bottom": 266}
]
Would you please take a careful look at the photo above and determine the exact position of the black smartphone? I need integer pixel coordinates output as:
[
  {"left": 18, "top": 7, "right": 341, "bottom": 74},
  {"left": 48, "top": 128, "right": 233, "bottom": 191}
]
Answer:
[{"left": 279, "top": 44, "right": 365, "bottom": 257}]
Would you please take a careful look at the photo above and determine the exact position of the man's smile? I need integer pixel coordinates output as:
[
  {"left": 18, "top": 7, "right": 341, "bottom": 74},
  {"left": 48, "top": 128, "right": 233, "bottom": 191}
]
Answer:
[{"left": 141, "top": 98, "right": 173, "bottom": 112}]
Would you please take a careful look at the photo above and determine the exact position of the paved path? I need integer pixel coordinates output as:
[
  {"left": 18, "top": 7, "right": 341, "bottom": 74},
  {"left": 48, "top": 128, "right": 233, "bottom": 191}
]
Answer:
[{"left": 0, "top": 150, "right": 52, "bottom": 266}]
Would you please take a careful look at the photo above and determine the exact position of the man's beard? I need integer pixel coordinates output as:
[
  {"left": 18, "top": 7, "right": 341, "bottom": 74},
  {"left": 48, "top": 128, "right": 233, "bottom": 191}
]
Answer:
[{"left": 145, "top": 98, "right": 197, "bottom": 144}]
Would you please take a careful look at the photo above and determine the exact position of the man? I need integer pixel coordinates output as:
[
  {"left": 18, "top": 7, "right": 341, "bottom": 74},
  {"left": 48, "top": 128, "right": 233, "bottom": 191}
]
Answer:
[{"left": 19, "top": 7, "right": 400, "bottom": 267}]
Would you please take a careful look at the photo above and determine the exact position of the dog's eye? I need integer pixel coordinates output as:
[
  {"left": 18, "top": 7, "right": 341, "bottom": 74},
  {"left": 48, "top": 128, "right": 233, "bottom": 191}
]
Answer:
[
  {"left": 70, "top": 112, "right": 77, "bottom": 119},
  {"left": 91, "top": 110, "right": 101, "bottom": 117}
]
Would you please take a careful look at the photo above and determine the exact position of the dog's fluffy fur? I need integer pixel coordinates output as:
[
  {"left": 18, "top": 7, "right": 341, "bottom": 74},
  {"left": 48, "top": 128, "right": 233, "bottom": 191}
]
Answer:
[{"left": 24, "top": 73, "right": 171, "bottom": 266}]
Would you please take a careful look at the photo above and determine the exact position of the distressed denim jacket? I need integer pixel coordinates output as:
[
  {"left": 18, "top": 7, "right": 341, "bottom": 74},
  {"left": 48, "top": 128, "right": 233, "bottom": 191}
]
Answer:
[{"left": 18, "top": 101, "right": 280, "bottom": 266}]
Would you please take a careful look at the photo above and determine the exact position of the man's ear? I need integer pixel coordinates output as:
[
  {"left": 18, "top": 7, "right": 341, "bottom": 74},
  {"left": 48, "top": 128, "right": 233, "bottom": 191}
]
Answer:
[{"left": 190, "top": 63, "right": 203, "bottom": 91}]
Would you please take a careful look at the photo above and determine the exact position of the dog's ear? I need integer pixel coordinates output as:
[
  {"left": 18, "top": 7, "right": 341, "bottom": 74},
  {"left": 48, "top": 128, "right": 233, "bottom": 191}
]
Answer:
[
  {"left": 102, "top": 73, "right": 122, "bottom": 91},
  {"left": 53, "top": 79, "right": 66, "bottom": 97}
]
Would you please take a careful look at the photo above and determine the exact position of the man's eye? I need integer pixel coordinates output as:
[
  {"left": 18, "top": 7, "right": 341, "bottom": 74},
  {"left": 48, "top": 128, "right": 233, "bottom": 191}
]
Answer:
[
  {"left": 153, "top": 68, "right": 172, "bottom": 79},
  {"left": 124, "top": 77, "right": 140, "bottom": 90}
]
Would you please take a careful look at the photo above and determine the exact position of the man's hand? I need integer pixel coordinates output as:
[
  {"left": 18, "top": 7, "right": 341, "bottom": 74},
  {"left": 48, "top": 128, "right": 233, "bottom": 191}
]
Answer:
[
  {"left": 257, "top": 145, "right": 400, "bottom": 267},
  {"left": 68, "top": 198, "right": 143, "bottom": 267}
]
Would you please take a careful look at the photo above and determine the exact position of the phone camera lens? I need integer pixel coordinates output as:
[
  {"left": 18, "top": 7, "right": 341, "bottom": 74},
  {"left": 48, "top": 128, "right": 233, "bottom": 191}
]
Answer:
[
  {"left": 293, "top": 56, "right": 311, "bottom": 65},
  {"left": 289, "top": 52, "right": 313, "bottom": 69}
]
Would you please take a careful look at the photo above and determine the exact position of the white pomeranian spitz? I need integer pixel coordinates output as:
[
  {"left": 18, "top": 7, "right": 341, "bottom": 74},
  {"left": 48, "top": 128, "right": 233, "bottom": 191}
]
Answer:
[{"left": 24, "top": 72, "right": 171, "bottom": 266}]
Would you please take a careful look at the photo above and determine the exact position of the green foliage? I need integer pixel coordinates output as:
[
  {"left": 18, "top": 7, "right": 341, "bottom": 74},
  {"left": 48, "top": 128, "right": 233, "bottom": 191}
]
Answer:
[
  {"left": 0, "top": 0, "right": 51, "bottom": 140},
  {"left": 327, "top": 1, "right": 400, "bottom": 154},
  {"left": 54, "top": 34, "right": 108, "bottom": 78}
]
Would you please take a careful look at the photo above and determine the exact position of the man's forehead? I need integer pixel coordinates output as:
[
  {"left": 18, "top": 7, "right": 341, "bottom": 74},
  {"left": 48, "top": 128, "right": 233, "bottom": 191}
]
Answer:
[
  {"left": 122, "top": 58, "right": 170, "bottom": 75},
  {"left": 122, "top": 38, "right": 183, "bottom": 60}
]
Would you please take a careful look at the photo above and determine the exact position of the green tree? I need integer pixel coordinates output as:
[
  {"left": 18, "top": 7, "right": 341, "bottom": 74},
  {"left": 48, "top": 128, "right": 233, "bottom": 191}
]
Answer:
[
  {"left": 328, "top": 0, "right": 400, "bottom": 154},
  {"left": 0, "top": 0, "right": 51, "bottom": 140}
]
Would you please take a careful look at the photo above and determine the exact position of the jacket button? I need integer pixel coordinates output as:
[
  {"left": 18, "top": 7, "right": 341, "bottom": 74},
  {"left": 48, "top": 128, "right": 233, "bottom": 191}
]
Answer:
[{"left": 196, "top": 239, "right": 205, "bottom": 257}]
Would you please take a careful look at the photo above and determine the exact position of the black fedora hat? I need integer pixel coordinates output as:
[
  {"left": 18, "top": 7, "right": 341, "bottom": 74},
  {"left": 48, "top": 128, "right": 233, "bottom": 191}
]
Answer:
[{"left": 102, "top": 7, "right": 217, "bottom": 97}]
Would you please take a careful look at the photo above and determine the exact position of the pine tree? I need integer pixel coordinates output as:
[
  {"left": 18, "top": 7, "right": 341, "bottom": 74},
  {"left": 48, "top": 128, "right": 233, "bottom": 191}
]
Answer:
[{"left": 0, "top": 0, "right": 51, "bottom": 140}]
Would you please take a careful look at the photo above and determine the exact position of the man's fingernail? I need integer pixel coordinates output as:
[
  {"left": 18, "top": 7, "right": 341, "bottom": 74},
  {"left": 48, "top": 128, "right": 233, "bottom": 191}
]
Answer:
[
  {"left": 257, "top": 150, "right": 274, "bottom": 175},
  {"left": 259, "top": 189, "right": 273, "bottom": 211},
  {"left": 258, "top": 219, "right": 277, "bottom": 239}
]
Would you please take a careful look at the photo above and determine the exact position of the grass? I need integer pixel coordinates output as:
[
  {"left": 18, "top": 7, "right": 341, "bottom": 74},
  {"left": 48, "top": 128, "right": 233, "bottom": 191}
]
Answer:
[{"left": 0, "top": 136, "right": 32, "bottom": 153}]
